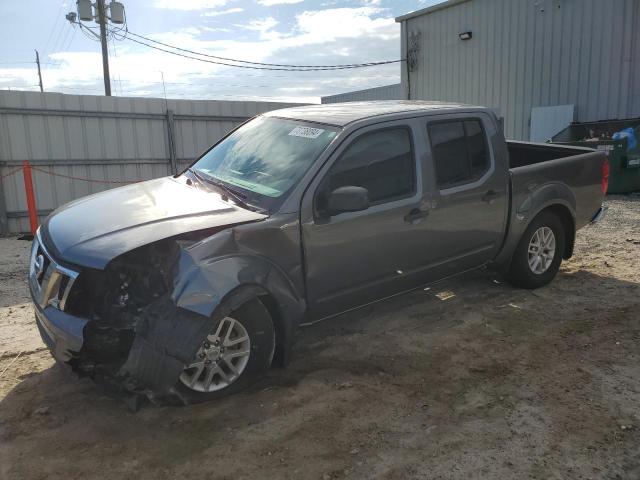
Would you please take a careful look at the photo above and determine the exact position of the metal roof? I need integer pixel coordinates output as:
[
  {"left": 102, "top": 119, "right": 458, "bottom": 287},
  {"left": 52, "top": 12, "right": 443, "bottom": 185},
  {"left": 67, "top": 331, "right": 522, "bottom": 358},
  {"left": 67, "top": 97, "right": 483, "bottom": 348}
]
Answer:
[
  {"left": 395, "top": 0, "right": 472, "bottom": 22},
  {"left": 321, "top": 84, "right": 401, "bottom": 104},
  {"left": 264, "top": 100, "right": 481, "bottom": 127}
]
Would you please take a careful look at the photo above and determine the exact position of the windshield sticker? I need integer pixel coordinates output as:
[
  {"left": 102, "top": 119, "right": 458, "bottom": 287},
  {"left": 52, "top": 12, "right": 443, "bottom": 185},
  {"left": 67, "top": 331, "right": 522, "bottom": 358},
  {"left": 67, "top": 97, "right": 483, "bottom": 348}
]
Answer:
[{"left": 289, "top": 126, "right": 325, "bottom": 139}]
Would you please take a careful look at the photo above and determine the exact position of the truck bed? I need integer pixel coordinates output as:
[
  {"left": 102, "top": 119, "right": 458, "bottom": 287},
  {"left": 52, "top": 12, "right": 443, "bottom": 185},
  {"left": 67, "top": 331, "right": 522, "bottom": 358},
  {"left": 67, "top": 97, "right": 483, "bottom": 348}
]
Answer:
[
  {"left": 507, "top": 141, "right": 595, "bottom": 168},
  {"left": 506, "top": 140, "right": 606, "bottom": 231}
]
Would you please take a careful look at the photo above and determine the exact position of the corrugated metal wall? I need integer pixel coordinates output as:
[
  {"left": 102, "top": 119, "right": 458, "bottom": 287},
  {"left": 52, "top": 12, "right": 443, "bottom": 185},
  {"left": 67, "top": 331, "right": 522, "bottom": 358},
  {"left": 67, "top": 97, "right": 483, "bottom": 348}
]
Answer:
[
  {"left": 321, "top": 84, "right": 402, "bottom": 104},
  {"left": 399, "top": 0, "right": 640, "bottom": 140},
  {"left": 0, "top": 91, "right": 305, "bottom": 234}
]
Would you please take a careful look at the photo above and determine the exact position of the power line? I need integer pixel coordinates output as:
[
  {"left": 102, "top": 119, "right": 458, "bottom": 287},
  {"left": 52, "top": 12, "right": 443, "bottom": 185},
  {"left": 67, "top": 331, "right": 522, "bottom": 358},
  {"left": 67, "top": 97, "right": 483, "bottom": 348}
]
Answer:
[
  {"left": 61, "top": 25, "right": 78, "bottom": 55},
  {"left": 71, "top": 18, "right": 401, "bottom": 72},
  {"left": 49, "top": 18, "right": 69, "bottom": 57},
  {"left": 0, "top": 61, "right": 397, "bottom": 80},
  {"left": 57, "top": 26, "right": 74, "bottom": 55},
  {"left": 109, "top": 34, "right": 125, "bottom": 95},
  {"left": 78, "top": 22, "right": 102, "bottom": 42},
  {"left": 42, "top": 2, "right": 66, "bottom": 60},
  {"left": 44, "top": 22, "right": 75, "bottom": 70},
  {"left": 123, "top": 30, "right": 404, "bottom": 70},
  {"left": 49, "top": 25, "right": 78, "bottom": 69},
  {"left": 119, "top": 33, "right": 402, "bottom": 71}
]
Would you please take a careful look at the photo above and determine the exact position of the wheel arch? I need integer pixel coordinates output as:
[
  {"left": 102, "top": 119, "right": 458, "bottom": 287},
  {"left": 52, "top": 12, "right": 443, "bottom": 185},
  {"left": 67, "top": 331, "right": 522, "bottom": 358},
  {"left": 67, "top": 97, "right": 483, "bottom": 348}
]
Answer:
[
  {"left": 540, "top": 204, "right": 575, "bottom": 259},
  {"left": 512, "top": 202, "right": 575, "bottom": 262},
  {"left": 171, "top": 253, "right": 305, "bottom": 366},
  {"left": 212, "top": 284, "right": 293, "bottom": 367}
]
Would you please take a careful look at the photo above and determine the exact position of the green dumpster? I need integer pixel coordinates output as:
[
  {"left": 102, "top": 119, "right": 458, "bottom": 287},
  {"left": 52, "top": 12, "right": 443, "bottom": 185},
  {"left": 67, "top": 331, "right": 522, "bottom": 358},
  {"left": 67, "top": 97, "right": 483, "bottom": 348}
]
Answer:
[{"left": 550, "top": 118, "right": 640, "bottom": 194}]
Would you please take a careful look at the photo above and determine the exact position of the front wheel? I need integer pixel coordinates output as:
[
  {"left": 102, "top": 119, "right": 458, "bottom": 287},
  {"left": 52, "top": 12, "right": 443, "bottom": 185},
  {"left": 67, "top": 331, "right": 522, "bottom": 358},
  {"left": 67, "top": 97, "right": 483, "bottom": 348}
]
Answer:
[
  {"left": 174, "top": 297, "right": 275, "bottom": 404},
  {"left": 506, "top": 211, "right": 566, "bottom": 289}
]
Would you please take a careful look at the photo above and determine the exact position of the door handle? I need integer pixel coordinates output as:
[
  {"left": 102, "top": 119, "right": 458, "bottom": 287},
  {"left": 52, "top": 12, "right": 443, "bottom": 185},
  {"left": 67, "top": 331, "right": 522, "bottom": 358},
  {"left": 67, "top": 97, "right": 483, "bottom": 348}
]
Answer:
[
  {"left": 404, "top": 208, "right": 429, "bottom": 224},
  {"left": 482, "top": 190, "right": 500, "bottom": 204}
]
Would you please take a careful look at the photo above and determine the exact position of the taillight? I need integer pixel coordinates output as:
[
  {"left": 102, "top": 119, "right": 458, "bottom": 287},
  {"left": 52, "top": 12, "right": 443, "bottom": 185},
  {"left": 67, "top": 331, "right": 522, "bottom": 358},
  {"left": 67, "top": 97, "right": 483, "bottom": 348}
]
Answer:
[{"left": 601, "top": 158, "right": 610, "bottom": 195}]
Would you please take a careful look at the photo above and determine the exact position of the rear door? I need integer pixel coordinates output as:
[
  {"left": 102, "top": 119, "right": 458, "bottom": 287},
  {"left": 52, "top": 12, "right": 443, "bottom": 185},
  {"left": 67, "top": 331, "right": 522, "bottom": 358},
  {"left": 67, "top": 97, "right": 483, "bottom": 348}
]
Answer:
[
  {"left": 421, "top": 113, "right": 509, "bottom": 272},
  {"left": 300, "top": 118, "right": 433, "bottom": 320}
]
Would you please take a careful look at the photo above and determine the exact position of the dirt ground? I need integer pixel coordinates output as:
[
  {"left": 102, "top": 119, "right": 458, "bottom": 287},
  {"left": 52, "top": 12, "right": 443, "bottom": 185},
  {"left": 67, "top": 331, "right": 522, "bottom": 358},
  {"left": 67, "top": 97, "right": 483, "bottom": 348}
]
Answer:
[{"left": 1, "top": 196, "right": 639, "bottom": 480}]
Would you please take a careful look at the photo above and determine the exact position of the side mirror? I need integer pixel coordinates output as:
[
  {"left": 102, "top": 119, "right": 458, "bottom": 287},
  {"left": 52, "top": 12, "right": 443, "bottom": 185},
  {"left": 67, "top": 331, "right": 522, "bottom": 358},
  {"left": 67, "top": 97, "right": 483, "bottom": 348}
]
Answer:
[{"left": 327, "top": 186, "right": 369, "bottom": 215}]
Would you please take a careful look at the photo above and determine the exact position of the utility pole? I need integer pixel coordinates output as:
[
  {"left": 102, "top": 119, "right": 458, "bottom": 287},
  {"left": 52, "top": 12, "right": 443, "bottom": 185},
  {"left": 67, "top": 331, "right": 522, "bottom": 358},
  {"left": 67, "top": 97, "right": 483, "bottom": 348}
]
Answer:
[
  {"left": 34, "top": 49, "right": 44, "bottom": 92},
  {"left": 96, "top": 0, "right": 111, "bottom": 96},
  {"left": 67, "top": 1, "right": 125, "bottom": 96}
]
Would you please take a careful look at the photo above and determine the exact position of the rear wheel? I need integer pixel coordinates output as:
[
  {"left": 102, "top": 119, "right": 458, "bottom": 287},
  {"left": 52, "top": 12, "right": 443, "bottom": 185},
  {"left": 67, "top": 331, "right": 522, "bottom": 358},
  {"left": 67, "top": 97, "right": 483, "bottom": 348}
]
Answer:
[
  {"left": 174, "top": 298, "right": 275, "bottom": 403},
  {"left": 507, "top": 211, "right": 566, "bottom": 289}
]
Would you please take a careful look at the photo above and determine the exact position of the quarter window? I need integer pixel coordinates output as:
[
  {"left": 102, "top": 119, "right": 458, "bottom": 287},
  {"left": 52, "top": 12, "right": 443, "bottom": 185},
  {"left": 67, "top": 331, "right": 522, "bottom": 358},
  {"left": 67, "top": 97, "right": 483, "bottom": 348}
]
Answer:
[
  {"left": 317, "top": 128, "right": 415, "bottom": 211},
  {"left": 428, "top": 120, "right": 490, "bottom": 189}
]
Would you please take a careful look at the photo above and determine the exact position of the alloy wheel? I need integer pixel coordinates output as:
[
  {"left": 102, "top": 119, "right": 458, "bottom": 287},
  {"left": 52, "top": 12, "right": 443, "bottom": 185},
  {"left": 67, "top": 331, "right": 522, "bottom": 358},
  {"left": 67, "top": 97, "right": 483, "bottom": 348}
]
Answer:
[
  {"left": 179, "top": 316, "right": 251, "bottom": 392},
  {"left": 527, "top": 226, "right": 556, "bottom": 274}
]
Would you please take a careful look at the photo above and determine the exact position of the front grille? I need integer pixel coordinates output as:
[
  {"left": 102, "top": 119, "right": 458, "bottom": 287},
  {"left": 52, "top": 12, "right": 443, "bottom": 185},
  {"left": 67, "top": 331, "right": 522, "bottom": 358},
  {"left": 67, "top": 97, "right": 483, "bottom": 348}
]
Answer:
[{"left": 29, "top": 232, "right": 79, "bottom": 311}]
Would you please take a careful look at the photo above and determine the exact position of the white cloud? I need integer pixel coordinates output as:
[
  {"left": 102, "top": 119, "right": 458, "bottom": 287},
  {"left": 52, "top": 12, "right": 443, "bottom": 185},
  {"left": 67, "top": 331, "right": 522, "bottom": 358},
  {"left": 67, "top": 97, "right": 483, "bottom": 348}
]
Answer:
[
  {"left": 153, "top": 0, "right": 232, "bottom": 10},
  {"left": 236, "top": 17, "right": 285, "bottom": 40},
  {"left": 202, "top": 26, "right": 234, "bottom": 33},
  {"left": 1, "top": 6, "right": 401, "bottom": 102},
  {"left": 294, "top": 7, "right": 396, "bottom": 41},
  {"left": 244, "top": 17, "right": 279, "bottom": 31},
  {"left": 173, "top": 27, "right": 206, "bottom": 36},
  {"left": 258, "top": 0, "right": 304, "bottom": 6},
  {"left": 202, "top": 7, "right": 244, "bottom": 16}
]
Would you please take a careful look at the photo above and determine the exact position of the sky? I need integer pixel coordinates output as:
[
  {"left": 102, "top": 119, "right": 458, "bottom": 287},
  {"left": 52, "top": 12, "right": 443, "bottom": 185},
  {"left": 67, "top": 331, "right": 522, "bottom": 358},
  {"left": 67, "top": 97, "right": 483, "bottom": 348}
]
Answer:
[{"left": 0, "top": 0, "right": 439, "bottom": 103}]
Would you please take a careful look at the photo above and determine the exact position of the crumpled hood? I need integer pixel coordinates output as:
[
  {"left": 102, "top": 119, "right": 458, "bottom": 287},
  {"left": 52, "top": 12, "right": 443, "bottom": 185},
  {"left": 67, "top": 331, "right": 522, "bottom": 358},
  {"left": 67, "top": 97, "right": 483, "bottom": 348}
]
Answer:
[{"left": 42, "top": 176, "right": 267, "bottom": 269}]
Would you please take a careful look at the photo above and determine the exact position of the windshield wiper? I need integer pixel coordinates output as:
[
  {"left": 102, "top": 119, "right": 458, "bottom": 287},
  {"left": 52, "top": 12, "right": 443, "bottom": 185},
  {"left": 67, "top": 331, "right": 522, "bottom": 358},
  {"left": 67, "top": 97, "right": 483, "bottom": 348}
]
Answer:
[{"left": 187, "top": 168, "right": 264, "bottom": 213}]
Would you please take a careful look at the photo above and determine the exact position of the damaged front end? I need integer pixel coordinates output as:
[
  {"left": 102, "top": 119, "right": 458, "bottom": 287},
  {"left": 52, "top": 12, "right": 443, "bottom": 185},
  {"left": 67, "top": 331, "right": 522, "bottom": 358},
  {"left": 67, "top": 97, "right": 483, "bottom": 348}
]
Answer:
[
  {"left": 30, "top": 174, "right": 307, "bottom": 407},
  {"left": 63, "top": 239, "right": 212, "bottom": 406},
  {"left": 31, "top": 211, "right": 306, "bottom": 408}
]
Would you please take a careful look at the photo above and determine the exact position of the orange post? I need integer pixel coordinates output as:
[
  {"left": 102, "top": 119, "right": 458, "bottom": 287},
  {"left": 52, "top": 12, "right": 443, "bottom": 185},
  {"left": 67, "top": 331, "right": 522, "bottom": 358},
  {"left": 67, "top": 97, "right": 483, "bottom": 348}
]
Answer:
[{"left": 22, "top": 160, "right": 38, "bottom": 235}]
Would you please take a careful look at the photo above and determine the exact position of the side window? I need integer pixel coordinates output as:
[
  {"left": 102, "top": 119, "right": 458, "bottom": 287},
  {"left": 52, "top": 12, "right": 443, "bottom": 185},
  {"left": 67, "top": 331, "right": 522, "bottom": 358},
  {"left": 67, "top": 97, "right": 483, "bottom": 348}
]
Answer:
[
  {"left": 428, "top": 119, "right": 490, "bottom": 189},
  {"left": 317, "top": 128, "right": 415, "bottom": 212}
]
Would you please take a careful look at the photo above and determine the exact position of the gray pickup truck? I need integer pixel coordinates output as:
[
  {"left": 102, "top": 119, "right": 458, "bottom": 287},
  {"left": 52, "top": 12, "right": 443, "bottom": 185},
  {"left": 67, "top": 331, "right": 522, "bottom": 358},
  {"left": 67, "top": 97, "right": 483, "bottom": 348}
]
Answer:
[{"left": 29, "top": 101, "right": 608, "bottom": 405}]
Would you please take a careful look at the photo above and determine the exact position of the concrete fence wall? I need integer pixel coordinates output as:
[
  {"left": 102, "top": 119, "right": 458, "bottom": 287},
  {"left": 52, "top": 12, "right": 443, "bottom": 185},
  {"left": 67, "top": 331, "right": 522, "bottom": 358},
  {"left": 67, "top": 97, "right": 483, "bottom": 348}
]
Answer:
[{"left": 0, "top": 91, "right": 305, "bottom": 234}]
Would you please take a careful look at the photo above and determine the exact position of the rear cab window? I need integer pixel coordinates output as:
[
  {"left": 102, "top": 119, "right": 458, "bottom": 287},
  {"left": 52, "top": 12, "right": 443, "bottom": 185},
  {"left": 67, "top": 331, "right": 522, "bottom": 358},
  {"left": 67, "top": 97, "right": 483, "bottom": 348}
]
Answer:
[{"left": 427, "top": 119, "right": 491, "bottom": 190}]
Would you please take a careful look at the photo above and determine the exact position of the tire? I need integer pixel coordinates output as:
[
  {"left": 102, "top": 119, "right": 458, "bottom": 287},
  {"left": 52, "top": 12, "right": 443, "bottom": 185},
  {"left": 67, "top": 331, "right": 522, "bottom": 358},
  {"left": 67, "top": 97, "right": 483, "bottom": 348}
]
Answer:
[
  {"left": 506, "top": 211, "right": 566, "bottom": 289},
  {"left": 173, "top": 297, "right": 275, "bottom": 404}
]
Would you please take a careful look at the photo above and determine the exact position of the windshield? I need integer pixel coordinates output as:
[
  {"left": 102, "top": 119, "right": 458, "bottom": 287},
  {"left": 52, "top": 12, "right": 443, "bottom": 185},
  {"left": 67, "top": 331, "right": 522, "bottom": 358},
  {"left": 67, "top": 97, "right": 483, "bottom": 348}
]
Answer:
[{"left": 191, "top": 116, "right": 339, "bottom": 208}]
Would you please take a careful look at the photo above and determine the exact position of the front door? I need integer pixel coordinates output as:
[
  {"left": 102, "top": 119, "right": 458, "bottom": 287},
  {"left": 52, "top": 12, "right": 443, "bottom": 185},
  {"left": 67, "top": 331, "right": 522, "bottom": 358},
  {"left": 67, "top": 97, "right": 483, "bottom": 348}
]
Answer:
[{"left": 300, "top": 120, "right": 431, "bottom": 320}]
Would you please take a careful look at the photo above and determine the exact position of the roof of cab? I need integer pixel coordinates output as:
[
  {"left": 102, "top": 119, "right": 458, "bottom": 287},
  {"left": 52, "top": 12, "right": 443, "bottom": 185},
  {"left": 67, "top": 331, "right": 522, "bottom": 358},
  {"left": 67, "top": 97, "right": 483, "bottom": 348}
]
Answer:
[{"left": 263, "top": 100, "right": 483, "bottom": 127}]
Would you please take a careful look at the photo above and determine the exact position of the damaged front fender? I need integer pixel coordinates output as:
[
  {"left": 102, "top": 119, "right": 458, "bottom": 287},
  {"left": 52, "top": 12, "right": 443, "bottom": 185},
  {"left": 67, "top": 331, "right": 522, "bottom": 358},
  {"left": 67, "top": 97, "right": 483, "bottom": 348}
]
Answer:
[
  {"left": 173, "top": 251, "right": 302, "bottom": 318},
  {"left": 171, "top": 237, "right": 305, "bottom": 365},
  {"left": 64, "top": 214, "right": 306, "bottom": 405}
]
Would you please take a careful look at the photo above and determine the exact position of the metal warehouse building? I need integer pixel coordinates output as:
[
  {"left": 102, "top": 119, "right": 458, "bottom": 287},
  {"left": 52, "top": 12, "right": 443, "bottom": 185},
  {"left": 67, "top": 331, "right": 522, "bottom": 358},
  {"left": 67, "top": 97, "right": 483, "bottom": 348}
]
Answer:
[
  {"left": 396, "top": 0, "right": 640, "bottom": 141},
  {"left": 321, "top": 84, "right": 402, "bottom": 104}
]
